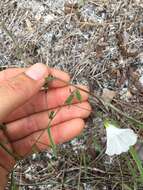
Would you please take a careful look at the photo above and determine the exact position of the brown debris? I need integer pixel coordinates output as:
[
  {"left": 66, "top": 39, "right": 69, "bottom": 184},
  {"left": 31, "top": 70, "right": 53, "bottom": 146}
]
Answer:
[
  {"left": 64, "top": 2, "right": 79, "bottom": 14},
  {"left": 116, "top": 68, "right": 127, "bottom": 88},
  {"left": 101, "top": 88, "right": 116, "bottom": 103},
  {"left": 116, "top": 31, "right": 139, "bottom": 59},
  {"left": 95, "top": 44, "right": 106, "bottom": 59}
]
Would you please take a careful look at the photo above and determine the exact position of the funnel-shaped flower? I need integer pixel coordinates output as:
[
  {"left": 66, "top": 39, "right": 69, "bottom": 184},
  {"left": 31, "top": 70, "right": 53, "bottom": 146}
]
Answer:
[{"left": 104, "top": 121, "right": 137, "bottom": 156}]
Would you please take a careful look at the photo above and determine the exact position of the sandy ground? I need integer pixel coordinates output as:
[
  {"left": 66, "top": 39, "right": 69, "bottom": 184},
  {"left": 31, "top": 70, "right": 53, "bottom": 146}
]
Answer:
[{"left": 0, "top": 0, "right": 143, "bottom": 189}]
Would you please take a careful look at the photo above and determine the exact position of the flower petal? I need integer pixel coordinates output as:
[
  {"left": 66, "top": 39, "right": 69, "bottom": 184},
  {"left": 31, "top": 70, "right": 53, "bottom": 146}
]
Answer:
[
  {"left": 118, "top": 129, "right": 137, "bottom": 147},
  {"left": 116, "top": 136, "right": 130, "bottom": 153},
  {"left": 106, "top": 137, "right": 122, "bottom": 156},
  {"left": 105, "top": 125, "right": 137, "bottom": 156},
  {"left": 106, "top": 125, "right": 121, "bottom": 138}
]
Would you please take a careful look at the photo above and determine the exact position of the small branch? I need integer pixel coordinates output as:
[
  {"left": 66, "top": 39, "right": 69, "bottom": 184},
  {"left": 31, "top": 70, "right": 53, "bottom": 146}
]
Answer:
[{"left": 50, "top": 76, "right": 143, "bottom": 127}]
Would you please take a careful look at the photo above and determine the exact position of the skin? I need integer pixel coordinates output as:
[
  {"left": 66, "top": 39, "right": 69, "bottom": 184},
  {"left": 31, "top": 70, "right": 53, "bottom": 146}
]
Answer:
[{"left": 0, "top": 64, "right": 91, "bottom": 189}]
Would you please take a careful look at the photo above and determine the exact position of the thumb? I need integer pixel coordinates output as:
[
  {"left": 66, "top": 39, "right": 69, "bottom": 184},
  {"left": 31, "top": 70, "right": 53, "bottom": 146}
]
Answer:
[{"left": 0, "top": 63, "right": 48, "bottom": 122}]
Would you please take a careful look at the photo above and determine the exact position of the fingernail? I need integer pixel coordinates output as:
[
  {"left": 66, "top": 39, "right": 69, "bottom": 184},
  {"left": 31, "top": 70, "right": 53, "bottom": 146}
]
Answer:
[{"left": 25, "top": 63, "right": 47, "bottom": 80}]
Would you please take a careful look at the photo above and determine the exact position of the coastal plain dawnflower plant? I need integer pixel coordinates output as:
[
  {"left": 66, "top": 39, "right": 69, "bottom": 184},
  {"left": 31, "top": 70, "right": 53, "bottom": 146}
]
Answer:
[{"left": 104, "top": 121, "right": 137, "bottom": 156}]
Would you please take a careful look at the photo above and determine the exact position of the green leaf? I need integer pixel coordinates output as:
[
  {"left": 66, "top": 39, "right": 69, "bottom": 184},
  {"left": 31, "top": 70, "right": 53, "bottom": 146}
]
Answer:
[
  {"left": 75, "top": 89, "right": 82, "bottom": 102},
  {"left": 65, "top": 93, "right": 74, "bottom": 105},
  {"left": 46, "top": 75, "right": 55, "bottom": 82},
  {"left": 44, "top": 75, "right": 55, "bottom": 88},
  {"left": 130, "top": 147, "right": 143, "bottom": 181}
]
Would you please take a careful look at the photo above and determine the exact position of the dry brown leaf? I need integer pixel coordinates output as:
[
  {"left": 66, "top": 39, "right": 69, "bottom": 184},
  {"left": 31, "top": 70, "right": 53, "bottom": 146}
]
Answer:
[{"left": 101, "top": 88, "right": 116, "bottom": 103}]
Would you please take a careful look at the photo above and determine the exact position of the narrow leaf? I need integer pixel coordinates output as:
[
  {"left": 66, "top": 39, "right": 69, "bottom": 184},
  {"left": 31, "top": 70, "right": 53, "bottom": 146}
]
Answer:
[
  {"left": 130, "top": 147, "right": 143, "bottom": 181},
  {"left": 126, "top": 155, "right": 137, "bottom": 180},
  {"left": 65, "top": 93, "right": 74, "bottom": 105},
  {"left": 75, "top": 89, "right": 82, "bottom": 102}
]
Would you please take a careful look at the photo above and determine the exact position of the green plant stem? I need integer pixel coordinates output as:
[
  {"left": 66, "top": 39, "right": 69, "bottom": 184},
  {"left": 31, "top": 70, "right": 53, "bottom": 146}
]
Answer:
[
  {"left": 53, "top": 76, "right": 143, "bottom": 127},
  {"left": 47, "top": 126, "right": 57, "bottom": 158},
  {"left": 26, "top": 106, "right": 61, "bottom": 158},
  {"left": 0, "top": 142, "right": 19, "bottom": 161}
]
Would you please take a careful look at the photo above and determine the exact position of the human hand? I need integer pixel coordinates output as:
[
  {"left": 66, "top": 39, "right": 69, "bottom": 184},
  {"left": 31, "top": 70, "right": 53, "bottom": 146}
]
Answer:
[{"left": 0, "top": 63, "right": 91, "bottom": 188}]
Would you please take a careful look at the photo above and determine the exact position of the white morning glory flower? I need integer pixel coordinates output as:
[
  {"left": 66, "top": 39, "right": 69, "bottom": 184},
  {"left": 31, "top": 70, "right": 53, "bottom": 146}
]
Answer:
[{"left": 104, "top": 121, "right": 137, "bottom": 156}]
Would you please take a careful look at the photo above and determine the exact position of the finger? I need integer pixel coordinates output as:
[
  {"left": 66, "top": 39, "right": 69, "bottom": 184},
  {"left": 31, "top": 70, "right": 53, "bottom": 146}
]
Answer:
[
  {"left": 0, "top": 63, "right": 48, "bottom": 122},
  {"left": 0, "top": 67, "right": 70, "bottom": 88},
  {"left": 0, "top": 68, "right": 25, "bottom": 81},
  {"left": 12, "top": 118, "right": 85, "bottom": 157},
  {"left": 5, "top": 85, "right": 89, "bottom": 122},
  {"left": 6, "top": 102, "right": 91, "bottom": 141}
]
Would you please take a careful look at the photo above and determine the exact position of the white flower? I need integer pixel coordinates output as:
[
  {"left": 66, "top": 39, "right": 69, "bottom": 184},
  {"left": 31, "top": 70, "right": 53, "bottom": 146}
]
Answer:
[{"left": 104, "top": 122, "right": 137, "bottom": 156}]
